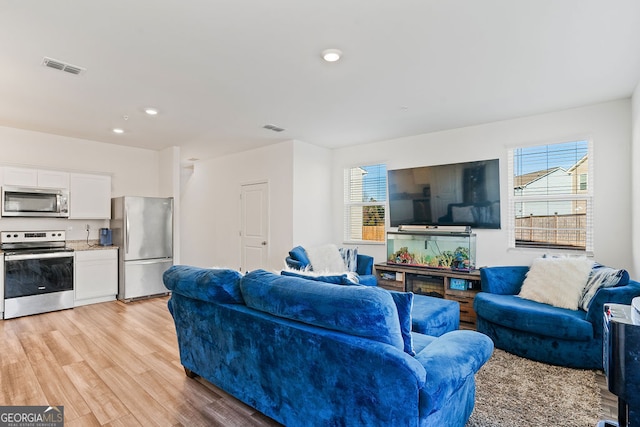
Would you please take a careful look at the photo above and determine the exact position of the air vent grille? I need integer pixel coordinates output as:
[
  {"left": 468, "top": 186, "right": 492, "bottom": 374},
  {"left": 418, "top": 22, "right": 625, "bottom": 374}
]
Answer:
[
  {"left": 42, "top": 57, "right": 86, "bottom": 75},
  {"left": 263, "top": 124, "right": 285, "bottom": 132}
]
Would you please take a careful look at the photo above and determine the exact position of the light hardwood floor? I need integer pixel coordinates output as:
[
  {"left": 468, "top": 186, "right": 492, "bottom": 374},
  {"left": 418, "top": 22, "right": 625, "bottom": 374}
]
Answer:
[
  {"left": 0, "top": 296, "right": 280, "bottom": 427},
  {"left": 0, "top": 297, "right": 618, "bottom": 426}
]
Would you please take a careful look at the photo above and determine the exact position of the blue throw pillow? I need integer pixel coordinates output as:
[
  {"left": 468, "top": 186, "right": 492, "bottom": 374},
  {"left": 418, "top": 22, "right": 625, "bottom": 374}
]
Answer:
[
  {"left": 388, "top": 290, "right": 415, "bottom": 356},
  {"left": 288, "top": 246, "right": 311, "bottom": 269}
]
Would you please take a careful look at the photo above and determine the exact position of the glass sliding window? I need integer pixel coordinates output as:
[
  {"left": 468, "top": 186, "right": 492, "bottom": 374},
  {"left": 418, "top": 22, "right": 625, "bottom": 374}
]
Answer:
[
  {"left": 344, "top": 164, "right": 387, "bottom": 243},
  {"left": 509, "top": 140, "right": 592, "bottom": 251}
]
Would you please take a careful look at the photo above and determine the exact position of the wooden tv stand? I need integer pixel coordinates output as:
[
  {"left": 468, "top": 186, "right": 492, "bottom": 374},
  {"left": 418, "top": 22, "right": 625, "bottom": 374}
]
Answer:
[{"left": 374, "top": 262, "right": 482, "bottom": 327}]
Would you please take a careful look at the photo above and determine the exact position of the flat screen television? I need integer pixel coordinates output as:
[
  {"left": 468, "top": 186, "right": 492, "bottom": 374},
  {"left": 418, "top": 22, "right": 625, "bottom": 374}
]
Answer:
[{"left": 388, "top": 159, "right": 501, "bottom": 229}]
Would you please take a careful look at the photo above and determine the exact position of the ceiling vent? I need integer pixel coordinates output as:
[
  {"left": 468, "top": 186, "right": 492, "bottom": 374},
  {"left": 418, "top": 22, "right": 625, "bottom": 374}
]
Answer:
[
  {"left": 263, "top": 124, "right": 285, "bottom": 132},
  {"left": 42, "top": 57, "right": 86, "bottom": 75}
]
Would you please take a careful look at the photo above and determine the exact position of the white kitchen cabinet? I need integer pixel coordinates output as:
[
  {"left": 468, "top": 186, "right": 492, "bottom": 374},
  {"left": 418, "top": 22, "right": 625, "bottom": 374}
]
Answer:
[
  {"left": 1, "top": 167, "right": 69, "bottom": 188},
  {"left": 69, "top": 173, "right": 112, "bottom": 219},
  {"left": 2, "top": 167, "right": 38, "bottom": 187},
  {"left": 37, "top": 170, "right": 70, "bottom": 189},
  {"left": 74, "top": 249, "right": 118, "bottom": 306}
]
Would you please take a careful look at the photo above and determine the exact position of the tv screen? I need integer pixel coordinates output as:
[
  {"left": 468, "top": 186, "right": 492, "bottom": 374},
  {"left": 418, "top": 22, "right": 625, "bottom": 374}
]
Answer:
[{"left": 388, "top": 159, "right": 500, "bottom": 229}]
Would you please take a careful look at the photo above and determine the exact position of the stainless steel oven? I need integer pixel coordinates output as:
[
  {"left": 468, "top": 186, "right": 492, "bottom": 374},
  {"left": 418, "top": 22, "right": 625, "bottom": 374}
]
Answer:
[{"left": 2, "top": 230, "right": 74, "bottom": 319}]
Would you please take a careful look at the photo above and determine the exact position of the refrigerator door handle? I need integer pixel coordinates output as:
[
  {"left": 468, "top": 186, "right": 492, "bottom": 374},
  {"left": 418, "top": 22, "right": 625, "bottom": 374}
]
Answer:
[{"left": 125, "top": 210, "right": 129, "bottom": 254}]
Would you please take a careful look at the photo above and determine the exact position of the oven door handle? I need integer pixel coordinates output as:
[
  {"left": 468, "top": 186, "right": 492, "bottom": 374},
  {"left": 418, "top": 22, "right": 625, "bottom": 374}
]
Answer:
[{"left": 5, "top": 252, "right": 74, "bottom": 261}]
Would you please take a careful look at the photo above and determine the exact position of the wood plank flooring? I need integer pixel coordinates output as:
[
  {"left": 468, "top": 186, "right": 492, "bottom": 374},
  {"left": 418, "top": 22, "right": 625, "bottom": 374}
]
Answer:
[
  {"left": 0, "top": 297, "right": 280, "bottom": 427},
  {"left": 0, "top": 297, "right": 619, "bottom": 426}
]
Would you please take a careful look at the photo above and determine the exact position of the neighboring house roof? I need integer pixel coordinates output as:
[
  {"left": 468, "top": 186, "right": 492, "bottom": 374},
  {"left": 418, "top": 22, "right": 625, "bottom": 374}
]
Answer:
[
  {"left": 566, "top": 154, "right": 588, "bottom": 173},
  {"left": 514, "top": 167, "right": 564, "bottom": 189}
]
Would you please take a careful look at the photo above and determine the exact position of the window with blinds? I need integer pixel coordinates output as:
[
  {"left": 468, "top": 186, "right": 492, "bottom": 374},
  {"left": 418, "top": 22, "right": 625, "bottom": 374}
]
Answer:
[
  {"left": 508, "top": 140, "right": 592, "bottom": 251},
  {"left": 344, "top": 164, "right": 387, "bottom": 243}
]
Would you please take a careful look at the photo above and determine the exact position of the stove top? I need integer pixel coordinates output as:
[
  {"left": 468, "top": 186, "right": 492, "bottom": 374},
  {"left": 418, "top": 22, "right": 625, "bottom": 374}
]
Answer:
[{"left": 0, "top": 230, "right": 68, "bottom": 252}]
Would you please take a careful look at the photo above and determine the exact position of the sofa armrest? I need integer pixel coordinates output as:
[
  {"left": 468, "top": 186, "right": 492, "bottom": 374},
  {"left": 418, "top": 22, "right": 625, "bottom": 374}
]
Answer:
[
  {"left": 415, "top": 330, "right": 493, "bottom": 414},
  {"left": 586, "top": 280, "right": 640, "bottom": 339},
  {"left": 356, "top": 254, "right": 374, "bottom": 276},
  {"left": 480, "top": 266, "right": 529, "bottom": 295}
]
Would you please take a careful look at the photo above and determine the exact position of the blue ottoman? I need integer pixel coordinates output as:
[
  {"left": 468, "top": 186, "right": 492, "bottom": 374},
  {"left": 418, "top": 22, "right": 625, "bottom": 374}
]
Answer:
[{"left": 412, "top": 294, "right": 460, "bottom": 336}]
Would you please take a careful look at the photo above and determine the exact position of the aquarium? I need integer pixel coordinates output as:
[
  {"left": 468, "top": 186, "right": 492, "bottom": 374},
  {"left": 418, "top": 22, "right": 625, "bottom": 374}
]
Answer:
[{"left": 386, "top": 230, "right": 476, "bottom": 271}]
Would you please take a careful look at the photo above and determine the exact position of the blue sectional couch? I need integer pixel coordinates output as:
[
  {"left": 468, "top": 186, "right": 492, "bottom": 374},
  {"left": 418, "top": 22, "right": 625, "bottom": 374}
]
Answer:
[
  {"left": 474, "top": 266, "right": 640, "bottom": 369},
  {"left": 164, "top": 265, "right": 493, "bottom": 427}
]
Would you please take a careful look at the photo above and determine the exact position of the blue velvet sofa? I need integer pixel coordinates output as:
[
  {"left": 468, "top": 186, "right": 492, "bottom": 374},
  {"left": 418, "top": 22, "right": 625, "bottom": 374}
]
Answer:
[
  {"left": 474, "top": 266, "right": 640, "bottom": 369},
  {"left": 285, "top": 245, "right": 377, "bottom": 286},
  {"left": 164, "top": 265, "right": 493, "bottom": 427}
]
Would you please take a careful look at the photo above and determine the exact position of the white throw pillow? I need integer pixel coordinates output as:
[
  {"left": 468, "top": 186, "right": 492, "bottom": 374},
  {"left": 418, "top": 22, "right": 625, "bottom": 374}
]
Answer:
[
  {"left": 305, "top": 244, "right": 347, "bottom": 273},
  {"left": 518, "top": 257, "right": 594, "bottom": 310}
]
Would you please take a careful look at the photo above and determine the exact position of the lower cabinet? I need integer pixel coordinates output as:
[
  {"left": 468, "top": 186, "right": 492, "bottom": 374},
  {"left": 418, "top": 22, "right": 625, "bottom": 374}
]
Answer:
[{"left": 74, "top": 249, "right": 118, "bottom": 306}]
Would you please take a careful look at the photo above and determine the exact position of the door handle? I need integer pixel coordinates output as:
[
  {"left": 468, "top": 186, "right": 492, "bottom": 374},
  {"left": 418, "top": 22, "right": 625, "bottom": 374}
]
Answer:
[{"left": 261, "top": 241, "right": 267, "bottom": 246}]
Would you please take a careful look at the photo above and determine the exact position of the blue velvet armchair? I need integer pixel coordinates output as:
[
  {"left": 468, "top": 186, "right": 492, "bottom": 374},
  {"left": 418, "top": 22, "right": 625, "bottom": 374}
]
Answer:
[
  {"left": 285, "top": 245, "right": 377, "bottom": 286},
  {"left": 474, "top": 266, "right": 640, "bottom": 369}
]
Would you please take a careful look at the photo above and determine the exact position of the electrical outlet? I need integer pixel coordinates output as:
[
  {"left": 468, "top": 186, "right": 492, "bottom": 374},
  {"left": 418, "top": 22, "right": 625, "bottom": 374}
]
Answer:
[{"left": 85, "top": 224, "right": 90, "bottom": 232}]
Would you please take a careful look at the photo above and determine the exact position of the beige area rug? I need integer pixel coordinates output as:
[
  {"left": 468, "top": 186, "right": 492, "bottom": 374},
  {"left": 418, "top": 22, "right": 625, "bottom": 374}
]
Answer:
[{"left": 466, "top": 349, "right": 601, "bottom": 427}]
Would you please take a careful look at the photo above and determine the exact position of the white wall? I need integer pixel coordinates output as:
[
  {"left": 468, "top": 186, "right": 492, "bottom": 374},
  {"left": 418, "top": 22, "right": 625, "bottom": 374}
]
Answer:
[
  {"left": 180, "top": 141, "right": 295, "bottom": 270},
  {"left": 159, "top": 146, "right": 181, "bottom": 263},
  {"left": 292, "top": 140, "right": 332, "bottom": 247},
  {"left": 332, "top": 100, "right": 635, "bottom": 275},
  {"left": 0, "top": 126, "right": 161, "bottom": 240},
  {"left": 632, "top": 83, "right": 640, "bottom": 277}
]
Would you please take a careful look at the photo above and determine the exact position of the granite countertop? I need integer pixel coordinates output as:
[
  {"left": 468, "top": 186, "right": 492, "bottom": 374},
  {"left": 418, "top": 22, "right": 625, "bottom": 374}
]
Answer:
[{"left": 66, "top": 240, "right": 119, "bottom": 251}]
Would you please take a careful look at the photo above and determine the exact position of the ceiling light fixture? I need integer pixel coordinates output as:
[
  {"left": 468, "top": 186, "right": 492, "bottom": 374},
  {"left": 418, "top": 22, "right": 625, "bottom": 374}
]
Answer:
[
  {"left": 144, "top": 108, "right": 158, "bottom": 116},
  {"left": 113, "top": 128, "right": 124, "bottom": 134},
  {"left": 322, "top": 49, "right": 342, "bottom": 62}
]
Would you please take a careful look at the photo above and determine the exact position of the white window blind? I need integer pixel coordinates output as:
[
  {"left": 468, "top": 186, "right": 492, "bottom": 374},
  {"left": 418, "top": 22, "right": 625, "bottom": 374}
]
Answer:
[
  {"left": 508, "top": 140, "right": 592, "bottom": 252},
  {"left": 344, "top": 164, "right": 387, "bottom": 243}
]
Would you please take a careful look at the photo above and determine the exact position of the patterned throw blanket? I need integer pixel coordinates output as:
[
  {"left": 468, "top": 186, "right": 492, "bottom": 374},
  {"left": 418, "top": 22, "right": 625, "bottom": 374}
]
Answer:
[{"left": 579, "top": 264, "right": 627, "bottom": 310}]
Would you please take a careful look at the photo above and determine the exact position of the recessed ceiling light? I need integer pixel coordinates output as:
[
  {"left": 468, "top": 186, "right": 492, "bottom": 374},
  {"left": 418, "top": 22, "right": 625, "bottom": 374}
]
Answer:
[
  {"left": 322, "top": 49, "right": 342, "bottom": 62},
  {"left": 113, "top": 128, "right": 124, "bottom": 134},
  {"left": 144, "top": 108, "right": 159, "bottom": 116}
]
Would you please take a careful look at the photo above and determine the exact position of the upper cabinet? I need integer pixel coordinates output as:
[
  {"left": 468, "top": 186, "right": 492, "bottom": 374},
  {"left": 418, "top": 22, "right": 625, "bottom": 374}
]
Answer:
[
  {"left": 2, "top": 167, "right": 69, "bottom": 189},
  {"left": 69, "top": 173, "right": 112, "bottom": 219}
]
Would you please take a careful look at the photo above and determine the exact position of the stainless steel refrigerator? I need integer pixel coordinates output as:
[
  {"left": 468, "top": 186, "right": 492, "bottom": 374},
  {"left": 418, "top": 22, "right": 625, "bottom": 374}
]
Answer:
[{"left": 111, "top": 196, "right": 173, "bottom": 301}]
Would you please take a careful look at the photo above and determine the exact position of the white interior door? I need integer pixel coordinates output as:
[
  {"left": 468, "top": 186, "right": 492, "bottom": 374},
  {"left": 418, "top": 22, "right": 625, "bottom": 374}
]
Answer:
[{"left": 241, "top": 182, "right": 269, "bottom": 272}]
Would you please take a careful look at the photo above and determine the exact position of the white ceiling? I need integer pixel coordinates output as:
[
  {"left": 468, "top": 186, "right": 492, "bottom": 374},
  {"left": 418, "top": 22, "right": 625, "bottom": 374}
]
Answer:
[{"left": 1, "top": 1, "right": 640, "bottom": 162}]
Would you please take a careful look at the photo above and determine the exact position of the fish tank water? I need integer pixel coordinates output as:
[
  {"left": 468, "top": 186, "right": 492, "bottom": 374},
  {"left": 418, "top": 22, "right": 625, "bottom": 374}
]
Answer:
[{"left": 386, "top": 230, "right": 476, "bottom": 271}]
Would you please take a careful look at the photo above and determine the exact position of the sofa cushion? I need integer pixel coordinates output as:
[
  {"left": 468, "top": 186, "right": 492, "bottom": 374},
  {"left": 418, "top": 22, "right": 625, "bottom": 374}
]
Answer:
[
  {"left": 240, "top": 269, "right": 405, "bottom": 351},
  {"left": 163, "top": 265, "right": 244, "bottom": 304},
  {"left": 474, "top": 293, "right": 593, "bottom": 341},
  {"left": 518, "top": 257, "right": 594, "bottom": 310},
  {"left": 288, "top": 246, "right": 311, "bottom": 269},
  {"left": 280, "top": 269, "right": 359, "bottom": 285},
  {"left": 411, "top": 294, "right": 460, "bottom": 337}
]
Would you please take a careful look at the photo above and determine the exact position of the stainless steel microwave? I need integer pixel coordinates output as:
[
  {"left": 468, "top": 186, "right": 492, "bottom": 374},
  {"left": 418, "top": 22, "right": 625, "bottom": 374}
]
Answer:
[{"left": 1, "top": 186, "right": 69, "bottom": 217}]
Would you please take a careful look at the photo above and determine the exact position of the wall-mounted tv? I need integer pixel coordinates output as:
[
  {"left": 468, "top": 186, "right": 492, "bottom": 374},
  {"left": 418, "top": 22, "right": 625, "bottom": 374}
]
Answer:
[{"left": 388, "top": 159, "right": 501, "bottom": 229}]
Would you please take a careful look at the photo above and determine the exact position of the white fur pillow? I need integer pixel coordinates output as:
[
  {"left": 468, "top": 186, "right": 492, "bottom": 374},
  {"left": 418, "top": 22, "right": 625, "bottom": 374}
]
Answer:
[
  {"left": 305, "top": 244, "right": 347, "bottom": 272},
  {"left": 518, "top": 257, "right": 594, "bottom": 310}
]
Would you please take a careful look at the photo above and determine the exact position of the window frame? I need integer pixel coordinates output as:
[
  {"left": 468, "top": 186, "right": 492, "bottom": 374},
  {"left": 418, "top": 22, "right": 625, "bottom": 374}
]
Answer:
[
  {"left": 343, "top": 164, "right": 387, "bottom": 245},
  {"left": 507, "top": 139, "right": 593, "bottom": 254}
]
